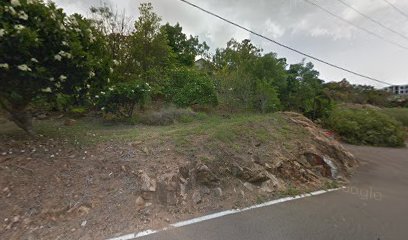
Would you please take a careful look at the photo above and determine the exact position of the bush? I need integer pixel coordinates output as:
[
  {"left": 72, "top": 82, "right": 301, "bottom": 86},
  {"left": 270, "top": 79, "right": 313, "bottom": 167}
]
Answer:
[
  {"left": 97, "top": 82, "right": 151, "bottom": 118},
  {"left": 165, "top": 67, "right": 218, "bottom": 108},
  {"left": 382, "top": 108, "right": 408, "bottom": 127},
  {"left": 252, "top": 80, "right": 281, "bottom": 113},
  {"left": 324, "top": 107, "right": 406, "bottom": 147}
]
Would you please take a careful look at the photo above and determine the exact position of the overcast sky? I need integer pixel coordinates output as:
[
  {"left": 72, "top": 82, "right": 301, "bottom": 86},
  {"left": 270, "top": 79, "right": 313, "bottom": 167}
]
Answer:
[{"left": 53, "top": 0, "right": 408, "bottom": 88}]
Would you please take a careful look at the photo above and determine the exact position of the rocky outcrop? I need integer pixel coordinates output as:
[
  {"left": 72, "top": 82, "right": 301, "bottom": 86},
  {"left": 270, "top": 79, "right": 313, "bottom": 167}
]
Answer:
[{"left": 133, "top": 112, "right": 358, "bottom": 209}]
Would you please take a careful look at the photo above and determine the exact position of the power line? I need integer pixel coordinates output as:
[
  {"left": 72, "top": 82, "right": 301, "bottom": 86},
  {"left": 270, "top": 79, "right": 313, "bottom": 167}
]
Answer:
[
  {"left": 178, "top": 0, "right": 394, "bottom": 86},
  {"left": 382, "top": 0, "right": 408, "bottom": 21},
  {"left": 336, "top": 0, "right": 408, "bottom": 42},
  {"left": 304, "top": 0, "right": 408, "bottom": 51}
]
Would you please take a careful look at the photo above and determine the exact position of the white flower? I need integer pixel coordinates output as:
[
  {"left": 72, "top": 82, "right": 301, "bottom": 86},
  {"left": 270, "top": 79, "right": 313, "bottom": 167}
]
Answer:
[
  {"left": 14, "top": 25, "right": 25, "bottom": 31},
  {"left": 0, "top": 63, "right": 9, "bottom": 70},
  {"left": 89, "top": 71, "right": 95, "bottom": 78},
  {"left": 18, "top": 11, "right": 28, "bottom": 20},
  {"left": 54, "top": 54, "right": 62, "bottom": 61},
  {"left": 5, "top": 6, "right": 17, "bottom": 15},
  {"left": 100, "top": 91, "right": 106, "bottom": 95},
  {"left": 86, "top": 84, "right": 90, "bottom": 89},
  {"left": 41, "top": 87, "right": 52, "bottom": 93},
  {"left": 60, "top": 25, "right": 66, "bottom": 31},
  {"left": 108, "top": 87, "right": 114, "bottom": 91},
  {"left": 107, "top": 78, "right": 110, "bottom": 83},
  {"left": 229, "top": 88, "right": 233, "bottom": 91},
  {"left": 11, "top": 0, "right": 21, "bottom": 7},
  {"left": 17, "top": 64, "right": 31, "bottom": 72},
  {"left": 113, "top": 60, "right": 119, "bottom": 66},
  {"left": 58, "top": 50, "right": 71, "bottom": 59},
  {"left": 109, "top": 67, "right": 114, "bottom": 73},
  {"left": 27, "top": 0, "right": 34, "bottom": 4},
  {"left": 31, "top": 58, "right": 39, "bottom": 63},
  {"left": 101, "top": 107, "right": 105, "bottom": 111},
  {"left": 59, "top": 75, "right": 67, "bottom": 81},
  {"left": 49, "top": 77, "right": 55, "bottom": 81},
  {"left": 0, "top": 29, "right": 6, "bottom": 37},
  {"left": 95, "top": 95, "right": 99, "bottom": 99},
  {"left": 61, "top": 41, "right": 68, "bottom": 46}
]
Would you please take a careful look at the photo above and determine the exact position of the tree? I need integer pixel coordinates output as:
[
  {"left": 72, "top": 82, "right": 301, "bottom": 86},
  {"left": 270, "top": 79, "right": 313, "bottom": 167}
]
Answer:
[
  {"left": 128, "top": 3, "right": 173, "bottom": 91},
  {"left": 214, "top": 39, "right": 285, "bottom": 112},
  {"left": 283, "top": 61, "right": 331, "bottom": 119},
  {"left": 0, "top": 0, "right": 111, "bottom": 133},
  {"left": 161, "top": 23, "right": 209, "bottom": 66},
  {"left": 89, "top": 3, "right": 132, "bottom": 60}
]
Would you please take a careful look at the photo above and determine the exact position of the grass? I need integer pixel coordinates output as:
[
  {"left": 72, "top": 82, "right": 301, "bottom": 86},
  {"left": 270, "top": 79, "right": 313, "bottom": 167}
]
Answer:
[{"left": 0, "top": 112, "right": 309, "bottom": 152}]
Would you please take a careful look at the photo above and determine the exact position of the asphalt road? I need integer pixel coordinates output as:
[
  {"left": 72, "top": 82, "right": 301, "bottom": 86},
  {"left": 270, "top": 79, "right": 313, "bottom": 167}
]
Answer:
[{"left": 138, "top": 145, "right": 408, "bottom": 240}]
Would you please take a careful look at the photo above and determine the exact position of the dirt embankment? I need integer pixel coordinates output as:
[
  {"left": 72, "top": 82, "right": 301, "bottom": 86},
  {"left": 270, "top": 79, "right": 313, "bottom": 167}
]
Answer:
[{"left": 0, "top": 112, "right": 358, "bottom": 240}]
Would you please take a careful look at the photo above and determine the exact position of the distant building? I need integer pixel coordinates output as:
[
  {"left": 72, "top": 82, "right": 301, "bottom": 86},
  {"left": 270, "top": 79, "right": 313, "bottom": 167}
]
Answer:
[{"left": 384, "top": 85, "right": 408, "bottom": 95}]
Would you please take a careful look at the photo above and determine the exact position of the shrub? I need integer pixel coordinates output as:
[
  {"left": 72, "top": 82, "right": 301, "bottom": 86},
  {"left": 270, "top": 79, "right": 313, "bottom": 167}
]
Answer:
[
  {"left": 165, "top": 67, "right": 218, "bottom": 108},
  {"left": 382, "top": 108, "right": 408, "bottom": 127},
  {"left": 252, "top": 80, "right": 281, "bottom": 113},
  {"left": 0, "top": 0, "right": 111, "bottom": 133},
  {"left": 324, "top": 107, "right": 406, "bottom": 147},
  {"left": 97, "top": 82, "right": 151, "bottom": 118}
]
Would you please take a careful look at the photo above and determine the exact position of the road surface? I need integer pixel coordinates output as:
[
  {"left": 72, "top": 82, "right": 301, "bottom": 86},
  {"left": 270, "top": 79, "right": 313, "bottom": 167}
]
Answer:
[{"left": 137, "top": 145, "right": 408, "bottom": 240}]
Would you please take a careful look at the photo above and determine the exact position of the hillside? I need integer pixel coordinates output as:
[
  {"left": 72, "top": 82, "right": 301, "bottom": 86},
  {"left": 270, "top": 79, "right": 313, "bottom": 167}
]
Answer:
[{"left": 0, "top": 113, "right": 357, "bottom": 239}]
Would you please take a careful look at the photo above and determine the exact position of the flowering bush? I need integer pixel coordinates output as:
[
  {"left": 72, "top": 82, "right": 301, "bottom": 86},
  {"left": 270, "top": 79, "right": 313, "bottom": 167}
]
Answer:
[
  {"left": 97, "top": 82, "right": 151, "bottom": 118},
  {"left": 0, "top": 0, "right": 111, "bottom": 133},
  {"left": 165, "top": 67, "right": 218, "bottom": 108}
]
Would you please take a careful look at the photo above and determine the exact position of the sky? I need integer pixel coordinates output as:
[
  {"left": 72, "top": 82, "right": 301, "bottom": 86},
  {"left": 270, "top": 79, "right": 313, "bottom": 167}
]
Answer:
[{"left": 53, "top": 0, "right": 408, "bottom": 88}]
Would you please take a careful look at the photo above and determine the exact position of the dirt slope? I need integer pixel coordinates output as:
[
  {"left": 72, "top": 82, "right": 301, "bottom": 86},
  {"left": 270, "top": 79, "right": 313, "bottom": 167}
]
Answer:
[{"left": 0, "top": 112, "right": 357, "bottom": 239}]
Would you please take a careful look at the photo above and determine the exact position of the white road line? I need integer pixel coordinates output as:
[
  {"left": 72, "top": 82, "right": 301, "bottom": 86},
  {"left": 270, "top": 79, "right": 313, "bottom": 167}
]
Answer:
[{"left": 107, "top": 187, "right": 344, "bottom": 240}]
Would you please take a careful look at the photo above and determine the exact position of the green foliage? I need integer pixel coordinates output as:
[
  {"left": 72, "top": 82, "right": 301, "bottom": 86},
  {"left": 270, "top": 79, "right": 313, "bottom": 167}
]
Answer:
[
  {"left": 252, "top": 80, "right": 281, "bottom": 113},
  {"left": 382, "top": 108, "right": 408, "bottom": 127},
  {"left": 283, "top": 61, "right": 331, "bottom": 119},
  {"left": 0, "top": 0, "right": 111, "bottom": 132},
  {"left": 214, "top": 39, "right": 286, "bottom": 113},
  {"left": 97, "top": 82, "right": 151, "bottom": 118},
  {"left": 161, "top": 23, "right": 209, "bottom": 66},
  {"left": 325, "top": 106, "right": 406, "bottom": 147},
  {"left": 127, "top": 3, "right": 173, "bottom": 91},
  {"left": 324, "top": 79, "right": 391, "bottom": 107},
  {"left": 166, "top": 67, "right": 218, "bottom": 107}
]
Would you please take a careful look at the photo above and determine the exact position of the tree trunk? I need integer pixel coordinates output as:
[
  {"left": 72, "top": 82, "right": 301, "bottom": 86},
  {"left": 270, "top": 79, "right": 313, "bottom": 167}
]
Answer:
[{"left": 9, "top": 108, "right": 35, "bottom": 135}]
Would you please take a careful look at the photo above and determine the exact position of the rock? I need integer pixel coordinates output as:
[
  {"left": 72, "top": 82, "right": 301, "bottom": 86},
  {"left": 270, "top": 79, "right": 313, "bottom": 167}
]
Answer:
[
  {"left": 180, "top": 183, "right": 187, "bottom": 200},
  {"left": 157, "top": 173, "right": 179, "bottom": 205},
  {"left": 243, "top": 182, "right": 254, "bottom": 191},
  {"left": 77, "top": 206, "right": 91, "bottom": 216},
  {"left": 231, "top": 163, "right": 244, "bottom": 177},
  {"left": 81, "top": 220, "right": 87, "bottom": 227},
  {"left": 142, "top": 147, "right": 150, "bottom": 155},
  {"left": 135, "top": 196, "right": 145, "bottom": 208},
  {"left": 64, "top": 119, "right": 76, "bottom": 126},
  {"left": 140, "top": 172, "right": 156, "bottom": 192},
  {"left": 37, "top": 114, "right": 47, "bottom": 120},
  {"left": 12, "top": 216, "right": 20, "bottom": 223},
  {"left": 214, "top": 187, "right": 223, "bottom": 197},
  {"left": 201, "top": 186, "right": 210, "bottom": 195},
  {"left": 196, "top": 164, "right": 219, "bottom": 186},
  {"left": 248, "top": 171, "right": 270, "bottom": 184},
  {"left": 192, "top": 191, "right": 202, "bottom": 204}
]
